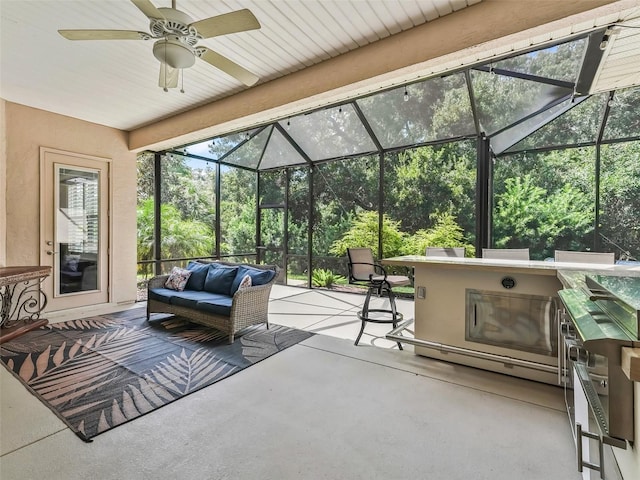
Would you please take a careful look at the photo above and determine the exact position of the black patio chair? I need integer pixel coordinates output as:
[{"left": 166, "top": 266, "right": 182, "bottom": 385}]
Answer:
[{"left": 347, "top": 248, "right": 410, "bottom": 349}]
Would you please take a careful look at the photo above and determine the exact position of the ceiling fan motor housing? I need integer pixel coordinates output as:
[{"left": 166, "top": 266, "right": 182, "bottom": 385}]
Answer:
[{"left": 151, "top": 7, "right": 195, "bottom": 36}]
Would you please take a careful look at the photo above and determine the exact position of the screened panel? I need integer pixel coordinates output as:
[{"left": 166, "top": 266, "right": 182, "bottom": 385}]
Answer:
[
  {"left": 159, "top": 154, "right": 215, "bottom": 260},
  {"left": 288, "top": 167, "right": 309, "bottom": 256},
  {"left": 287, "top": 255, "right": 308, "bottom": 287},
  {"left": 383, "top": 141, "right": 477, "bottom": 256},
  {"left": 506, "top": 93, "right": 607, "bottom": 152},
  {"left": 602, "top": 87, "right": 640, "bottom": 140},
  {"left": 260, "top": 127, "right": 308, "bottom": 170},
  {"left": 312, "top": 156, "right": 379, "bottom": 257},
  {"left": 492, "top": 97, "right": 579, "bottom": 155},
  {"left": 184, "top": 128, "right": 260, "bottom": 160},
  {"left": 357, "top": 73, "right": 475, "bottom": 148},
  {"left": 471, "top": 69, "right": 572, "bottom": 135},
  {"left": 136, "top": 153, "right": 155, "bottom": 279},
  {"left": 259, "top": 170, "right": 286, "bottom": 205},
  {"left": 599, "top": 141, "right": 640, "bottom": 261},
  {"left": 222, "top": 128, "right": 270, "bottom": 169},
  {"left": 492, "top": 148, "right": 596, "bottom": 260},
  {"left": 260, "top": 208, "right": 284, "bottom": 270},
  {"left": 491, "top": 38, "right": 587, "bottom": 82},
  {"left": 219, "top": 166, "right": 256, "bottom": 255},
  {"left": 279, "top": 104, "right": 377, "bottom": 161}
]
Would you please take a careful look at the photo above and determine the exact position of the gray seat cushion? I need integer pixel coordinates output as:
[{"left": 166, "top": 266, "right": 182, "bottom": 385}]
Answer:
[
  {"left": 196, "top": 296, "right": 233, "bottom": 317},
  {"left": 148, "top": 287, "right": 183, "bottom": 304},
  {"left": 169, "top": 290, "right": 225, "bottom": 309}
]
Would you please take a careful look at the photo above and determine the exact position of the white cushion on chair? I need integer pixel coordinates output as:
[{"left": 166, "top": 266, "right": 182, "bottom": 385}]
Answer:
[{"left": 386, "top": 275, "right": 411, "bottom": 287}]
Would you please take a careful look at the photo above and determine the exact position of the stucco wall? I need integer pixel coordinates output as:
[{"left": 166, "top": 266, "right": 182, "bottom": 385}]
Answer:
[
  {"left": 3, "top": 101, "right": 137, "bottom": 305},
  {"left": 0, "top": 99, "right": 6, "bottom": 267}
]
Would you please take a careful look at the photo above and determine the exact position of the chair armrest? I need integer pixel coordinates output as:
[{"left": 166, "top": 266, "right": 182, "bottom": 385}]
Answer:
[
  {"left": 229, "top": 282, "right": 274, "bottom": 325},
  {"left": 148, "top": 275, "right": 170, "bottom": 289},
  {"left": 372, "top": 262, "right": 388, "bottom": 277},
  {"left": 350, "top": 261, "right": 387, "bottom": 281}
]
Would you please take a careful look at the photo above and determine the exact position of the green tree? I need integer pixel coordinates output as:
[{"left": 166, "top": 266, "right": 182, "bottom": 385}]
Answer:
[
  {"left": 329, "top": 211, "right": 405, "bottom": 258},
  {"left": 384, "top": 141, "right": 476, "bottom": 239},
  {"left": 402, "top": 211, "right": 475, "bottom": 257},
  {"left": 137, "top": 199, "right": 214, "bottom": 275},
  {"left": 219, "top": 166, "right": 256, "bottom": 255},
  {"left": 600, "top": 141, "right": 640, "bottom": 259},
  {"left": 313, "top": 156, "right": 379, "bottom": 256},
  {"left": 493, "top": 175, "right": 593, "bottom": 259}
]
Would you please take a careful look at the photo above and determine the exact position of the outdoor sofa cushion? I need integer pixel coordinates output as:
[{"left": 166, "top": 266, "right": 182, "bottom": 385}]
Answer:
[
  {"left": 185, "top": 261, "right": 209, "bottom": 290},
  {"left": 203, "top": 264, "right": 238, "bottom": 295}
]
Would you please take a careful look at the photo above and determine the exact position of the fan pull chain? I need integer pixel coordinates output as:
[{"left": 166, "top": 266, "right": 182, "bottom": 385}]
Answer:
[
  {"left": 163, "top": 41, "right": 168, "bottom": 92},
  {"left": 181, "top": 69, "right": 185, "bottom": 93}
]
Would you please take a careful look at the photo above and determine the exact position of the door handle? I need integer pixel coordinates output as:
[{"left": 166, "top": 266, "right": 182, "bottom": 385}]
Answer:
[{"left": 46, "top": 250, "right": 59, "bottom": 255}]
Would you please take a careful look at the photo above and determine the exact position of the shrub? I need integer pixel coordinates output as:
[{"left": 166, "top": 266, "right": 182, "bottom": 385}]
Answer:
[
  {"left": 329, "top": 211, "right": 405, "bottom": 257},
  {"left": 402, "top": 211, "right": 475, "bottom": 257},
  {"left": 312, "top": 269, "right": 345, "bottom": 288}
]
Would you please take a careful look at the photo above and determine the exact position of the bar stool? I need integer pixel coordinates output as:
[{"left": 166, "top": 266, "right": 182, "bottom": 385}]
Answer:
[
  {"left": 554, "top": 250, "right": 615, "bottom": 264},
  {"left": 425, "top": 247, "right": 465, "bottom": 257},
  {"left": 347, "top": 248, "right": 410, "bottom": 349},
  {"left": 482, "top": 248, "right": 530, "bottom": 260}
]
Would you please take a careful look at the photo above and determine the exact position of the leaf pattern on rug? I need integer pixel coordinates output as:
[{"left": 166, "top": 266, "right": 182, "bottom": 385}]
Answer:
[
  {"left": 47, "top": 316, "right": 122, "bottom": 331},
  {"left": 149, "top": 348, "right": 236, "bottom": 395},
  {"left": 0, "top": 310, "right": 313, "bottom": 441}
]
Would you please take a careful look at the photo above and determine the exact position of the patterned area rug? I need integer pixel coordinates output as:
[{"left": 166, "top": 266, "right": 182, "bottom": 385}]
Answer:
[{"left": 0, "top": 309, "right": 313, "bottom": 441}]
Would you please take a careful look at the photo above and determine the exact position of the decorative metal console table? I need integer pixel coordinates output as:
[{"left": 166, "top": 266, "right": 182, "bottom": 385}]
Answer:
[{"left": 0, "top": 266, "right": 51, "bottom": 344}]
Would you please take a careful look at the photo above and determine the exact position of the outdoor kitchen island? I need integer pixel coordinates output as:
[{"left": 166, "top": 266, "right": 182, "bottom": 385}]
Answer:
[{"left": 382, "top": 255, "right": 639, "bottom": 386}]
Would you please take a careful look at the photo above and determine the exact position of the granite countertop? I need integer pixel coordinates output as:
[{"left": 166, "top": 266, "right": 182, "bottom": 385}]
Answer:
[
  {"left": 0, "top": 266, "right": 51, "bottom": 287},
  {"left": 383, "top": 255, "right": 640, "bottom": 278}
]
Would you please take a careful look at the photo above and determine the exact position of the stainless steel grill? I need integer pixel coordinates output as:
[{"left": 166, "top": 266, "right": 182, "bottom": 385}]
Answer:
[{"left": 558, "top": 274, "right": 640, "bottom": 479}]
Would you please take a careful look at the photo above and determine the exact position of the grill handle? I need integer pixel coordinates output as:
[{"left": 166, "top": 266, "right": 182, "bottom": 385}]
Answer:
[{"left": 577, "top": 422, "right": 605, "bottom": 479}]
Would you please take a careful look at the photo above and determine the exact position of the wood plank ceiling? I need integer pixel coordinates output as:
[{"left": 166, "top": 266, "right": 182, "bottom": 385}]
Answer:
[{"left": 0, "top": 0, "right": 481, "bottom": 131}]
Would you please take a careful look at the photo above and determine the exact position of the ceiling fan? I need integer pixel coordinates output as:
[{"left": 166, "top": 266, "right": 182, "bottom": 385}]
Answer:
[{"left": 58, "top": 0, "right": 260, "bottom": 91}]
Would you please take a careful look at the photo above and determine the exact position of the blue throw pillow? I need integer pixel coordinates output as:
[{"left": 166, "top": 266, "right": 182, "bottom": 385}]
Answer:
[
  {"left": 231, "top": 266, "right": 276, "bottom": 294},
  {"left": 203, "top": 265, "right": 238, "bottom": 295},
  {"left": 185, "top": 261, "right": 209, "bottom": 291}
]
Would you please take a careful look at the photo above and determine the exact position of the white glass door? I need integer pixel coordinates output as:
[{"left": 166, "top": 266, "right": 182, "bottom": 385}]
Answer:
[{"left": 41, "top": 148, "right": 110, "bottom": 311}]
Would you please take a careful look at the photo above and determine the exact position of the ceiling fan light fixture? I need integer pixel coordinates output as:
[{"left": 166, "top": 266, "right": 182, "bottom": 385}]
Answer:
[{"left": 153, "top": 37, "right": 195, "bottom": 68}]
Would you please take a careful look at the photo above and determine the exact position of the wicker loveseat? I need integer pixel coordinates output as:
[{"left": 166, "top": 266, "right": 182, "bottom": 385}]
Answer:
[{"left": 146, "top": 260, "right": 279, "bottom": 343}]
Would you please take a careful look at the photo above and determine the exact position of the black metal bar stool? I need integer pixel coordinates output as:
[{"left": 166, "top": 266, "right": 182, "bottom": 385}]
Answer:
[{"left": 347, "top": 248, "right": 411, "bottom": 349}]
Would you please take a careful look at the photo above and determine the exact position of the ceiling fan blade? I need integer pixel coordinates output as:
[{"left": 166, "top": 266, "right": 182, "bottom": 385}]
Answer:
[
  {"left": 131, "top": 0, "right": 164, "bottom": 19},
  {"left": 159, "top": 63, "right": 180, "bottom": 90},
  {"left": 198, "top": 47, "right": 259, "bottom": 86},
  {"left": 191, "top": 9, "right": 260, "bottom": 39},
  {"left": 58, "top": 29, "right": 148, "bottom": 40}
]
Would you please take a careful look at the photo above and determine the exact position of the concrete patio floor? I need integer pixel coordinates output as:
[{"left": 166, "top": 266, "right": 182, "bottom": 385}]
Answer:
[
  {"left": 268, "top": 284, "right": 414, "bottom": 350},
  {"left": 0, "top": 284, "right": 580, "bottom": 479}
]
